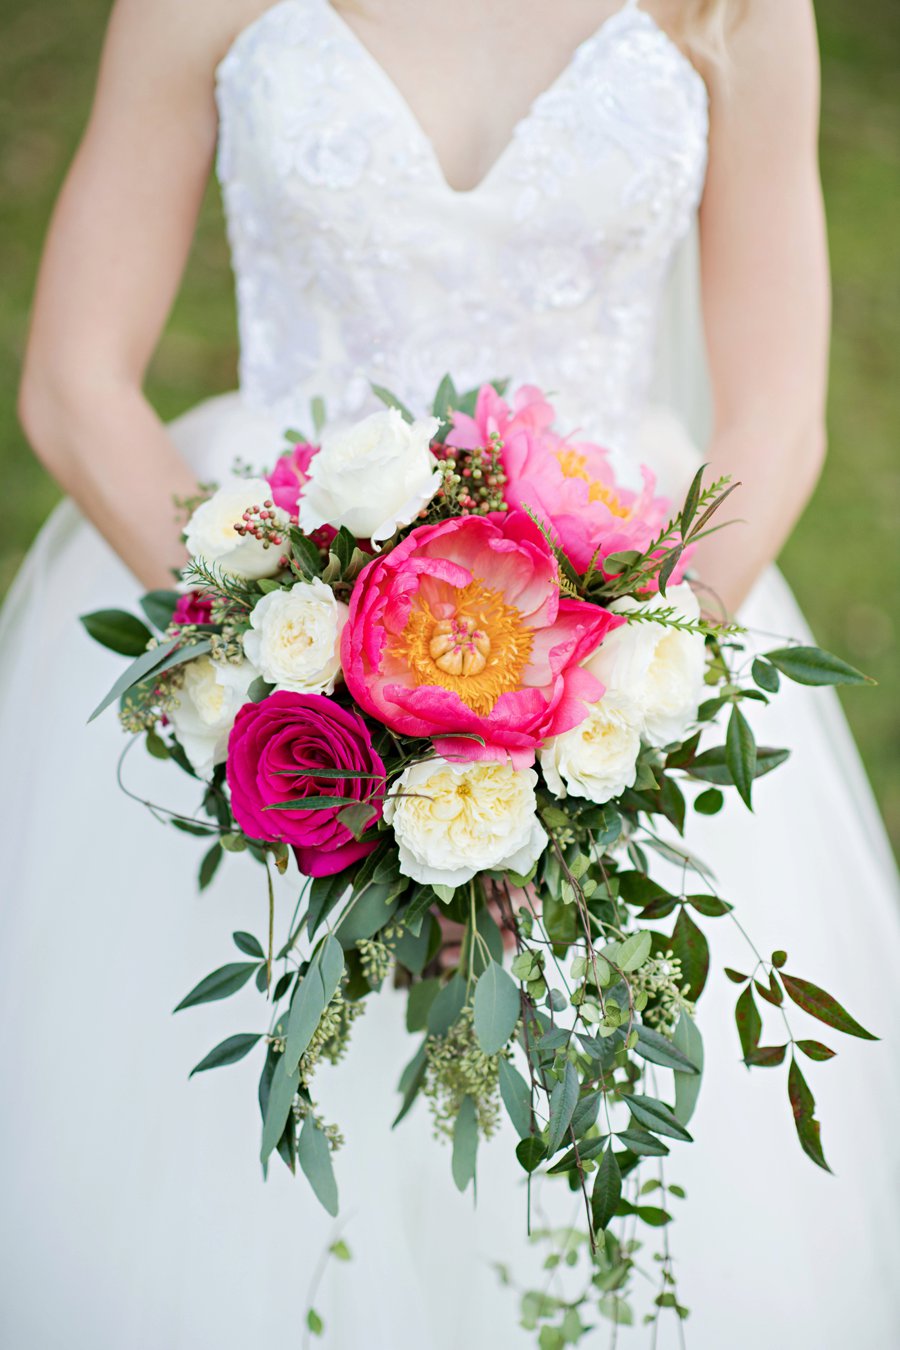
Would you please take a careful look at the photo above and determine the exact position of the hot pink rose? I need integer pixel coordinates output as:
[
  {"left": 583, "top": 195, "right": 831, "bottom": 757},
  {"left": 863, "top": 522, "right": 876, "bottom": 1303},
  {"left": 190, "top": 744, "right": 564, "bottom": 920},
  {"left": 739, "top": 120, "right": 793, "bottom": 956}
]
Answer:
[
  {"left": 341, "top": 511, "right": 624, "bottom": 768},
  {"left": 171, "top": 591, "right": 213, "bottom": 627},
  {"left": 449, "top": 384, "right": 689, "bottom": 583},
  {"left": 226, "top": 692, "right": 385, "bottom": 877}
]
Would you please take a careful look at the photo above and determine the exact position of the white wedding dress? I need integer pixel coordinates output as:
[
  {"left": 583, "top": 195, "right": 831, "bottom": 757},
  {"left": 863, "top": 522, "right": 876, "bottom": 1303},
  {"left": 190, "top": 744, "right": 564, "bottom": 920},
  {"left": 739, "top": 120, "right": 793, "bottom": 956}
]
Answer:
[{"left": 2, "top": 2, "right": 899, "bottom": 1346}]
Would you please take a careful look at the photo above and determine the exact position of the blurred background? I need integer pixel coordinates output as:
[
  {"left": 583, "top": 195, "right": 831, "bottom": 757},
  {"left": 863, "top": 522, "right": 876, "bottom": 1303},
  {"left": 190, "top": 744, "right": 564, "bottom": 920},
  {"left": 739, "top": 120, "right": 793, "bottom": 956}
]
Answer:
[{"left": 1, "top": 0, "right": 898, "bottom": 853}]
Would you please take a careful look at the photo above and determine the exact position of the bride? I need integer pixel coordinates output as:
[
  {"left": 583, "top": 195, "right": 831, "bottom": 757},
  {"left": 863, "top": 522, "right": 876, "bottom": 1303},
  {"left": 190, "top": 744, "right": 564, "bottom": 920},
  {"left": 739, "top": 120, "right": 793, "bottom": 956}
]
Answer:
[{"left": 2, "top": 0, "right": 899, "bottom": 1345}]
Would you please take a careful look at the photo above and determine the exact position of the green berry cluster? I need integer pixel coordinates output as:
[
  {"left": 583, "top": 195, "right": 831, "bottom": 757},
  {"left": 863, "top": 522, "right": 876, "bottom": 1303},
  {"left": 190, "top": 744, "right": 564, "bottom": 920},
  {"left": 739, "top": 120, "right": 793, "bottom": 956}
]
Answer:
[{"left": 424, "top": 1005, "right": 502, "bottom": 1141}]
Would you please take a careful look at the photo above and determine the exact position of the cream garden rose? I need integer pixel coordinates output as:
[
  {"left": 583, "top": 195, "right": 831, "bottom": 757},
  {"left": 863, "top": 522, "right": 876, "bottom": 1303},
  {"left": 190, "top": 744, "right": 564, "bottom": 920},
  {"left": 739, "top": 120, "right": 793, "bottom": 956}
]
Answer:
[
  {"left": 168, "top": 654, "right": 258, "bottom": 777},
  {"left": 539, "top": 694, "right": 642, "bottom": 805},
  {"left": 297, "top": 408, "right": 442, "bottom": 544},
  {"left": 584, "top": 583, "right": 707, "bottom": 748},
  {"left": 184, "top": 478, "right": 289, "bottom": 580},
  {"left": 384, "top": 757, "right": 547, "bottom": 887},
  {"left": 242, "top": 579, "right": 348, "bottom": 694}
]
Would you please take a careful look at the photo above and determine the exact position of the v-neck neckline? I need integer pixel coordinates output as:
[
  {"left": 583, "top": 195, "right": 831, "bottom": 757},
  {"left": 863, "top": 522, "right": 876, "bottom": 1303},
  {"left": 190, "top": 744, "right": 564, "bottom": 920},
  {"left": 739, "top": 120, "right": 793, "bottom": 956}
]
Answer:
[{"left": 320, "top": 0, "right": 643, "bottom": 198}]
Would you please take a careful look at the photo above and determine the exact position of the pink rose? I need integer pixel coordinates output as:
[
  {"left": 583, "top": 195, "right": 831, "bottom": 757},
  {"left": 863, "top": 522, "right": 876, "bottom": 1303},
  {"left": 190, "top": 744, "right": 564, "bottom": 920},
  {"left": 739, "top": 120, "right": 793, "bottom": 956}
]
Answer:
[
  {"left": 449, "top": 384, "right": 689, "bottom": 583},
  {"left": 341, "top": 511, "right": 624, "bottom": 768},
  {"left": 171, "top": 592, "right": 213, "bottom": 627},
  {"left": 226, "top": 692, "right": 385, "bottom": 877}
]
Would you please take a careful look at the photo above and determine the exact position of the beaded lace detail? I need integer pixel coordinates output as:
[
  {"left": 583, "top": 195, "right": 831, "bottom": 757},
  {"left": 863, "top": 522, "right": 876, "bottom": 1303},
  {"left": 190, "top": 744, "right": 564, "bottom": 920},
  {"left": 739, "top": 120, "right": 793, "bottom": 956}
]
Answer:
[{"left": 215, "top": 0, "right": 708, "bottom": 449}]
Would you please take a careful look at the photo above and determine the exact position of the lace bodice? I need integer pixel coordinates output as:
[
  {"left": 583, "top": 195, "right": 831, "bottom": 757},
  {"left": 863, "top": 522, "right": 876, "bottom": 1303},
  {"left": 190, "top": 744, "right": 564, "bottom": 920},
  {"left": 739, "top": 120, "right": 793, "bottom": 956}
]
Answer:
[{"left": 215, "top": 0, "right": 708, "bottom": 449}]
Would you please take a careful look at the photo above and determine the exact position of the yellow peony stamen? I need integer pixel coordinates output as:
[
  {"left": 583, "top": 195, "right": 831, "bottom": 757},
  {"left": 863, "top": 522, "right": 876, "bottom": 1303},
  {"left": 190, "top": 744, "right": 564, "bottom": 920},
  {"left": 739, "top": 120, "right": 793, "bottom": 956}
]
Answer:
[
  {"left": 556, "top": 447, "right": 631, "bottom": 518},
  {"left": 393, "top": 578, "right": 534, "bottom": 716}
]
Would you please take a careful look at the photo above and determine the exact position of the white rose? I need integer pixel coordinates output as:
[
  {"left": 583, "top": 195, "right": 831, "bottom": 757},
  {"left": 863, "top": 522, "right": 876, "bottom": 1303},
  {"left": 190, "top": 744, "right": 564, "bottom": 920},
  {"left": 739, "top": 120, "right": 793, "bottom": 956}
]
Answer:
[
  {"left": 297, "top": 408, "right": 441, "bottom": 544},
  {"left": 540, "top": 695, "right": 642, "bottom": 805},
  {"left": 384, "top": 757, "right": 547, "bottom": 887},
  {"left": 242, "top": 580, "right": 348, "bottom": 694},
  {"left": 584, "top": 583, "right": 707, "bottom": 748},
  {"left": 184, "top": 478, "right": 289, "bottom": 580},
  {"left": 168, "top": 655, "right": 258, "bottom": 778}
]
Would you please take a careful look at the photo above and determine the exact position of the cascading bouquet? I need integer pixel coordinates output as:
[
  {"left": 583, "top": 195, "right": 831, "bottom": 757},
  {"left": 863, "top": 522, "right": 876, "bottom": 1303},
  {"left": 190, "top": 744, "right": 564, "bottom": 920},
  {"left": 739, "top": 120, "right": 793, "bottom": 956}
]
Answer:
[{"left": 83, "top": 376, "right": 876, "bottom": 1343}]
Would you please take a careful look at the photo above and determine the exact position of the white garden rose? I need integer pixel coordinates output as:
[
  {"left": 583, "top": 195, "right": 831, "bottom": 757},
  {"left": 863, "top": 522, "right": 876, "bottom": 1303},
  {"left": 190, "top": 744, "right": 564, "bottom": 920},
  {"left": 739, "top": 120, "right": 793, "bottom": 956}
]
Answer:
[
  {"left": 584, "top": 583, "right": 707, "bottom": 748},
  {"left": 384, "top": 757, "right": 547, "bottom": 887},
  {"left": 540, "top": 695, "right": 642, "bottom": 805},
  {"left": 184, "top": 478, "right": 289, "bottom": 580},
  {"left": 297, "top": 408, "right": 442, "bottom": 544},
  {"left": 168, "top": 654, "right": 258, "bottom": 778},
  {"left": 242, "top": 580, "right": 348, "bottom": 694}
]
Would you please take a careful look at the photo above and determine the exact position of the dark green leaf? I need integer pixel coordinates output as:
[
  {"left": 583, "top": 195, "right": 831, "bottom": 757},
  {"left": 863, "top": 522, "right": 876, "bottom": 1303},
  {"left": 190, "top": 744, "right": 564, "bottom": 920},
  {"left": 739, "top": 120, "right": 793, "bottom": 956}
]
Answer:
[
  {"left": 751, "top": 658, "right": 780, "bottom": 693},
  {"left": 547, "top": 1134, "right": 607, "bottom": 1175},
  {"left": 305, "top": 871, "right": 350, "bottom": 941},
  {"left": 591, "top": 1146, "right": 622, "bottom": 1232},
  {"left": 735, "top": 984, "right": 762, "bottom": 1061},
  {"left": 174, "top": 961, "right": 258, "bottom": 1012},
  {"left": 334, "top": 882, "right": 403, "bottom": 947},
  {"left": 634, "top": 1205, "right": 672, "bottom": 1227},
  {"left": 688, "top": 744, "right": 789, "bottom": 787},
  {"left": 670, "top": 907, "right": 710, "bottom": 999},
  {"left": 724, "top": 967, "right": 749, "bottom": 984},
  {"left": 264, "top": 795, "right": 361, "bottom": 812},
  {"left": 198, "top": 842, "right": 223, "bottom": 891},
  {"left": 80, "top": 608, "right": 153, "bottom": 657},
  {"left": 755, "top": 975, "right": 784, "bottom": 1008},
  {"left": 797, "top": 1039, "right": 836, "bottom": 1062},
  {"left": 298, "top": 1117, "right": 340, "bottom": 1215},
  {"left": 686, "top": 893, "right": 732, "bottom": 917},
  {"left": 546, "top": 1061, "right": 580, "bottom": 1154},
  {"left": 781, "top": 974, "right": 877, "bottom": 1040},
  {"left": 634, "top": 1024, "right": 699, "bottom": 1074},
  {"left": 679, "top": 462, "right": 707, "bottom": 536},
  {"left": 139, "top": 590, "right": 180, "bottom": 632},
  {"left": 615, "top": 1127, "right": 669, "bottom": 1157},
  {"left": 233, "top": 930, "right": 265, "bottom": 959},
  {"left": 788, "top": 1057, "right": 831, "bottom": 1172},
  {"left": 772, "top": 950, "right": 788, "bottom": 968},
  {"left": 570, "top": 1090, "right": 602, "bottom": 1138},
  {"left": 473, "top": 960, "right": 521, "bottom": 1054},
  {"left": 498, "top": 1057, "right": 533, "bottom": 1139},
  {"left": 516, "top": 1136, "right": 546, "bottom": 1173},
  {"left": 190, "top": 1032, "right": 262, "bottom": 1077},
  {"left": 764, "top": 646, "right": 871, "bottom": 688},
  {"left": 694, "top": 787, "right": 725, "bottom": 816},
  {"left": 726, "top": 704, "right": 757, "bottom": 810},
  {"left": 432, "top": 372, "right": 458, "bottom": 423},
  {"left": 626, "top": 1094, "right": 692, "bottom": 1142},
  {"left": 452, "top": 1095, "right": 479, "bottom": 1192}
]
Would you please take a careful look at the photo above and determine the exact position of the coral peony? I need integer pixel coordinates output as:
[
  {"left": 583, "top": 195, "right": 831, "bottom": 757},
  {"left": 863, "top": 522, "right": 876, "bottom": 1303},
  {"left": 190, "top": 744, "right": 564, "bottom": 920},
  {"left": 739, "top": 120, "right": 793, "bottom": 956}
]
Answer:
[
  {"left": 226, "top": 692, "right": 385, "bottom": 876},
  {"left": 341, "top": 511, "right": 623, "bottom": 767}
]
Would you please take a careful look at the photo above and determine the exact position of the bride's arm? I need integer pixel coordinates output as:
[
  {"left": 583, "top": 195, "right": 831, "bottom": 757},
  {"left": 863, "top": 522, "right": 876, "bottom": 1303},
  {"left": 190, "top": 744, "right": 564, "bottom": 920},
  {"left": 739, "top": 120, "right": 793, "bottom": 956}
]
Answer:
[
  {"left": 18, "top": 0, "right": 240, "bottom": 589},
  {"left": 690, "top": 0, "right": 830, "bottom": 616}
]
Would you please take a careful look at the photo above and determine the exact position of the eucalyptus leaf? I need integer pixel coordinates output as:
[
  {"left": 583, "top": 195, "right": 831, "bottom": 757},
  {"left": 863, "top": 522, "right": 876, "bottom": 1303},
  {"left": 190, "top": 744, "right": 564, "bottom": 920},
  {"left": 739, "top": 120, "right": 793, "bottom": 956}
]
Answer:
[
  {"left": 498, "top": 1057, "right": 533, "bottom": 1139},
  {"left": 672, "top": 1012, "right": 704, "bottom": 1126},
  {"left": 452, "top": 1095, "right": 479, "bottom": 1192},
  {"left": 87, "top": 635, "right": 181, "bottom": 722},
  {"left": 173, "top": 961, "right": 258, "bottom": 1012},
  {"left": 473, "top": 960, "right": 521, "bottom": 1054},
  {"left": 189, "top": 1032, "right": 262, "bottom": 1077},
  {"left": 259, "top": 1052, "right": 299, "bottom": 1165},
  {"left": 139, "top": 589, "right": 180, "bottom": 632},
  {"left": 283, "top": 935, "right": 345, "bottom": 1073},
  {"left": 427, "top": 973, "right": 467, "bottom": 1036},
  {"left": 298, "top": 1117, "right": 340, "bottom": 1215},
  {"left": 616, "top": 930, "right": 652, "bottom": 973}
]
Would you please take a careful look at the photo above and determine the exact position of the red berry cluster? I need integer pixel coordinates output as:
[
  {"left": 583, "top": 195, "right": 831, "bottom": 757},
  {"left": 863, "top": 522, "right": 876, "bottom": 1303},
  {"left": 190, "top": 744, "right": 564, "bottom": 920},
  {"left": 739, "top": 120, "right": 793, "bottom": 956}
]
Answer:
[{"left": 233, "top": 500, "right": 287, "bottom": 553}]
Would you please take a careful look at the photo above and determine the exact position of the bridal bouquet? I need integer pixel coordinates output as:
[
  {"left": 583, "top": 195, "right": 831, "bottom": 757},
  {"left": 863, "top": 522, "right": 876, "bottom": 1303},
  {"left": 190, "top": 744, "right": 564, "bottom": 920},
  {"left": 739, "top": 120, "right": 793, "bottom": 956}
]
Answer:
[{"left": 83, "top": 376, "right": 875, "bottom": 1343}]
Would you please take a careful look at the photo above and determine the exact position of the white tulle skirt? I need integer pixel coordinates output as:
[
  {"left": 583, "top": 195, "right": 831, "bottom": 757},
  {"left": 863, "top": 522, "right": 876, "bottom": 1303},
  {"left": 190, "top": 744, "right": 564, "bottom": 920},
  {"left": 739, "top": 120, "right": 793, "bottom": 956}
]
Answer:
[{"left": 1, "top": 393, "right": 899, "bottom": 1349}]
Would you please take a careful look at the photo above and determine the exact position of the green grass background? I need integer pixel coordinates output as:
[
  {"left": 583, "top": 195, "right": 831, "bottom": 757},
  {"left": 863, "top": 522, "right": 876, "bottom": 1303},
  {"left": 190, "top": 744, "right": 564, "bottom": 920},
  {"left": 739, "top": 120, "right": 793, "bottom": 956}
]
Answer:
[{"left": 1, "top": 1, "right": 898, "bottom": 852}]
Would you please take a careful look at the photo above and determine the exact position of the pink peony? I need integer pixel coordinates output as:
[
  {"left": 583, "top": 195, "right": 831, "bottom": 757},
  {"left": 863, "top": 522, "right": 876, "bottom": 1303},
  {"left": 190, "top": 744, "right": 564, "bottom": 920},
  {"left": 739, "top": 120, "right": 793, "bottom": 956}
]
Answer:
[
  {"left": 171, "top": 591, "right": 213, "bottom": 627},
  {"left": 226, "top": 692, "right": 385, "bottom": 877},
  {"left": 341, "top": 511, "right": 624, "bottom": 768},
  {"left": 449, "top": 384, "right": 689, "bottom": 582},
  {"left": 267, "top": 442, "right": 318, "bottom": 515},
  {"left": 268, "top": 442, "right": 338, "bottom": 551}
]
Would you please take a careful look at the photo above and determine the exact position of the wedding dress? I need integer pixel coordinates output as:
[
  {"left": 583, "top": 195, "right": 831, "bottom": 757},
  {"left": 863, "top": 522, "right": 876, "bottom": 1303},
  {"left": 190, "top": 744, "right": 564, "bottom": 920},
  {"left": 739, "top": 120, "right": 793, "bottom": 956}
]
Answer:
[{"left": 2, "top": 2, "right": 898, "bottom": 1346}]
